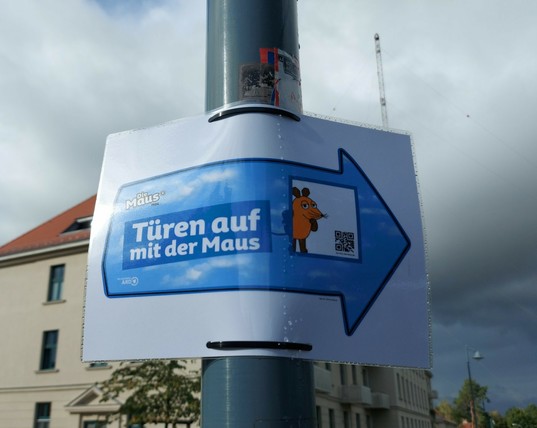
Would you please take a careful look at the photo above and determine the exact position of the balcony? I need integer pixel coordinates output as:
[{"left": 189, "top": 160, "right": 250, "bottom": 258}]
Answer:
[
  {"left": 371, "top": 392, "right": 391, "bottom": 409},
  {"left": 338, "top": 385, "right": 372, "bottom": 405},
  {"left": 314, "top": 365, "right": 333, "bottom": 394}
]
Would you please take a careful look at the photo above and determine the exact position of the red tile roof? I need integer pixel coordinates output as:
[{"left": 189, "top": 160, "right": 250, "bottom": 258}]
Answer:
[{"left": 0, "top": 195, "right": 96, "bottom": 257}]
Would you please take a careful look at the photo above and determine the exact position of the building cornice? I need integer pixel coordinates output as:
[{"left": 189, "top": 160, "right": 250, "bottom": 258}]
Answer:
[
  {"left": 0, "top": 383, "right": 95, "bottom": 393},
  {"left": 0, "top": 239, "right": 89, "bottom": 267}
]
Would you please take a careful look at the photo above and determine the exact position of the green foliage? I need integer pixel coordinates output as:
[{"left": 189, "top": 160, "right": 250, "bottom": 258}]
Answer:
[
  {"left": 452, "top": 379, "right": 488, "bottom": 426},
  {"left": 489, "top": 411, "right": 508, "bottom": 428},
  {"left": 99, "top": 360, "right": 200, "bottom": 426},
  {"left": 446, "top": 378, "right": 537, "bottom": 428},
  {"left": 505, "top": 404, "right": 537, "bottom": 428},
  {"left": 435, "top": 400, "right": 455, "bottom": 422}
]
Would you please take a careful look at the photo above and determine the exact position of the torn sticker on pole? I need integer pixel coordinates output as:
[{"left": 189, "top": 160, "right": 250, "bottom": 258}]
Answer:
[{"left": 239, "top": 48, "right": 302, "bottom": 114}]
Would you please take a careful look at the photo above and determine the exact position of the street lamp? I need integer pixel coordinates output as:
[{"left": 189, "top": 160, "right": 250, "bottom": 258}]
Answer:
[{"left": 466, "top": 346, "right": 484, "bottom": 428}]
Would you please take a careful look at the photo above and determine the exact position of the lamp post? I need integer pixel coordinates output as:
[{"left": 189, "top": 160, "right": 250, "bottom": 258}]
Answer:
[
  {"left": 201, "top": 1, "right": 316, "bottom": 427},
  {"left": 466, "top": 346, "right": 484, "bottom": 428}
]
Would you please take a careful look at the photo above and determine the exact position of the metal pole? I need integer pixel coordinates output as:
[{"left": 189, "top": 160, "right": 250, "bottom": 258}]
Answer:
[
  {"left": 202, "top": 1, "right": 315, "bottom": 427},
  {"left": 206, "top": 0, "right": 302, "bottom": 115},
  {"left": 466, "top": 347, "right": 478, "bottom": 428},
  {"left": 202, "top": 357, "right": 315, "bottom": 427}
]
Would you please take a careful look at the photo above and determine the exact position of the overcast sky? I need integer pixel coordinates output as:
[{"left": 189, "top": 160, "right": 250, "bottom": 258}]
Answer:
[{"left": 1, "top": 0, "right": 536, "bottom": 414}]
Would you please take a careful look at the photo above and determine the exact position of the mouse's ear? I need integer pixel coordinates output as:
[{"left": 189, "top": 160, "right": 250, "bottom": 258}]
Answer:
[
  {"left": 301, "top": 187, "right": 310, "bottom": 197},
  {"left": 292, "top": 187, "right": 301, "bottom": 198}
]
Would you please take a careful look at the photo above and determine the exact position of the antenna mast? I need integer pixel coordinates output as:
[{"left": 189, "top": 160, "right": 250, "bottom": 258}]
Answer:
[{"left": 374, "top": 33, "right": 389, "bottom": 128}]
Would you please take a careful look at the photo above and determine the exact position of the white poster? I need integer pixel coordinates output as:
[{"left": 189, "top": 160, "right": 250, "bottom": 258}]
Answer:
[{"left": 83, "top": 110, "right": 430, "bottom": 367}]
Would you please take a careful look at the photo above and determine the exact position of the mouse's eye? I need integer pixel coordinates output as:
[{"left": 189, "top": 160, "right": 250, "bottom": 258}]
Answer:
[
  {"left": 301, "top": 202, "right": 309, "bottom": 209},
  {"left": 311, "top": 203, "right": 317, "bottom": 208}
]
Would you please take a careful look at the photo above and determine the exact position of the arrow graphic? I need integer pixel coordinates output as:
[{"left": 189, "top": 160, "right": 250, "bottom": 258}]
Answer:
[{"left": 102, "top": 149, "right": 410, "bottom": 335}]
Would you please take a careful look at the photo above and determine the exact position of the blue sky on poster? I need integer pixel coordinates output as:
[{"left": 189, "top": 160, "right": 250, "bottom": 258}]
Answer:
[{"left": 1, "top": 0, "right": 536, "bottom": 414}]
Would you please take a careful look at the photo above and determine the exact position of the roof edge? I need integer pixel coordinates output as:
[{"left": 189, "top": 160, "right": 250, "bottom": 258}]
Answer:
[
  {"left": 0, "top": 239, "right": 90, "bottom": 265},
  {"left": 0, "top": 195, "right": 96, "bottom": 254}
]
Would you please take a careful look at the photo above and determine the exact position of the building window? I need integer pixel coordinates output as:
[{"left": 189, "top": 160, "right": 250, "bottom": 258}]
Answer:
[
  {"left": 355, "top": 414, "right": 362, "bottom": 428},
  {"left": 88, "top": 362, "right": 109, "bottom": 369},
  {"left": 362, "top": 368, "right": 369, "bottom": 387},
  {"left": 343, "top": 411, "right": 350, "bottom": 428},
  {"left": 351, "top": 365, "right": 358, "bottom": 384},
  {"left": 47, "top": 265, "right": 64, "bottom": 301},
  {"left": 328, "top": 409, "right": 335, "bottom": 428},
  {"left": 397, "top": 373, "right": 403, "bottom": 400},
  {"left": 83, "top": 422, "right": 107, "bottom": 428},
  {"left": 366, "top": 414, "right": 373, "bottom": 428},
  {"left": 63, "top": 216, "right": 92, "bottom": 233},
  {"left": 40, "top": 330, "right": 59, "bottom": 370},
  {"left": 340, "top": 364, "right": 347, "bottom": 385},
  {"left": 316, "top": 406, "right": 323, "bottom": 428},
  {"left": 34, "top": 402, "right": 51, "bottom": 428}
]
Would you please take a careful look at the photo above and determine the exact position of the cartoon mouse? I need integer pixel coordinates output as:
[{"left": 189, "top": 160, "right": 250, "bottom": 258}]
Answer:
[{"left": 292, "top": 187, "right": 326, "bottom": 253}]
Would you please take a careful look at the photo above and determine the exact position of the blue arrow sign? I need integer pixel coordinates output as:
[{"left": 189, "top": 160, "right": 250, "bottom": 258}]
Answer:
[{"left": 102, "top": 149, "right": 410, "bottom": 335}]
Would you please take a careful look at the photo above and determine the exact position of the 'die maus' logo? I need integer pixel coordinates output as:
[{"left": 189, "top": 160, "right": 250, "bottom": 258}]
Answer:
[{"left": 126, "top": 191, "right": 165, "bottom": 210}]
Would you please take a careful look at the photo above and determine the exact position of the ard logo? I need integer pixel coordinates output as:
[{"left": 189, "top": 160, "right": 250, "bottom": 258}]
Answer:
[{"left": 119, "top": 277, "right": 139, "bottom": 286}]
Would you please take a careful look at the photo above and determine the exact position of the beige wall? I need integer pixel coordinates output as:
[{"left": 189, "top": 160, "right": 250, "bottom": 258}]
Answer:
[
  {"left": 0, "top": 248, "right": 117, "bottom": 428},
  {"left": 0, "top": 387, "right": 103, "bottom": 428},
  {"left": 0, "top": 250, "right": 116, "bottom": 386}
]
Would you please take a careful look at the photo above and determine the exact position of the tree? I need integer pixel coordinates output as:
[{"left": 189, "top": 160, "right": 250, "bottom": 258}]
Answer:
[
  {"left": 527, "top": 403, "right": 537, "bottom": 423},
  {"left": 99, "top": 360, "right": 200, "bottom": 427},
  {"left": 505, "top": 404, "right": 537, "bottom": 428},
  {"left": 489, "top": 410, "right": 508, "bottom": 428},
  {"left": 452, "top": 379, "right": 489, "bottom": 427},
  {"left": 436, "top": 399, "right": 455, "bottom": 422}
]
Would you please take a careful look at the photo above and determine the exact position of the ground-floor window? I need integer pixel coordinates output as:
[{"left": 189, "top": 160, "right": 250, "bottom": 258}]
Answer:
[
  {"left": 34, "top": 403, "right": 51, "bottom": 428},
  {"left": 329, "top": 408, "right": 335, "bottom": 428},
  {"left": 343, "top": 411, "right": 350, "bottom": 428},
  {"left": 316, "top": 406, "right": 323, "bottom": 428},
  {"left": 83, "top": 422, "right": 107, "bottom": 428}
]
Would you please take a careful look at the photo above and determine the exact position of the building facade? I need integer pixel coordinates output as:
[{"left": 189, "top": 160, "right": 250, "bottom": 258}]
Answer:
[
  {"left": 314, "top": 363, "right": 435, "bottom": 428},
  {"left": 0, "top": 196, "right": 435, "bottom": 428},
  {"left": 0, "top": 196, "right": 123, "bottom": 427}
]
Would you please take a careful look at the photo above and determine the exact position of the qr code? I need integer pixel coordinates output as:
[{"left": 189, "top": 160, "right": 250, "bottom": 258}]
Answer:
[{"left": 335, "top": 230, "right": 355, "bottom": 254}]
